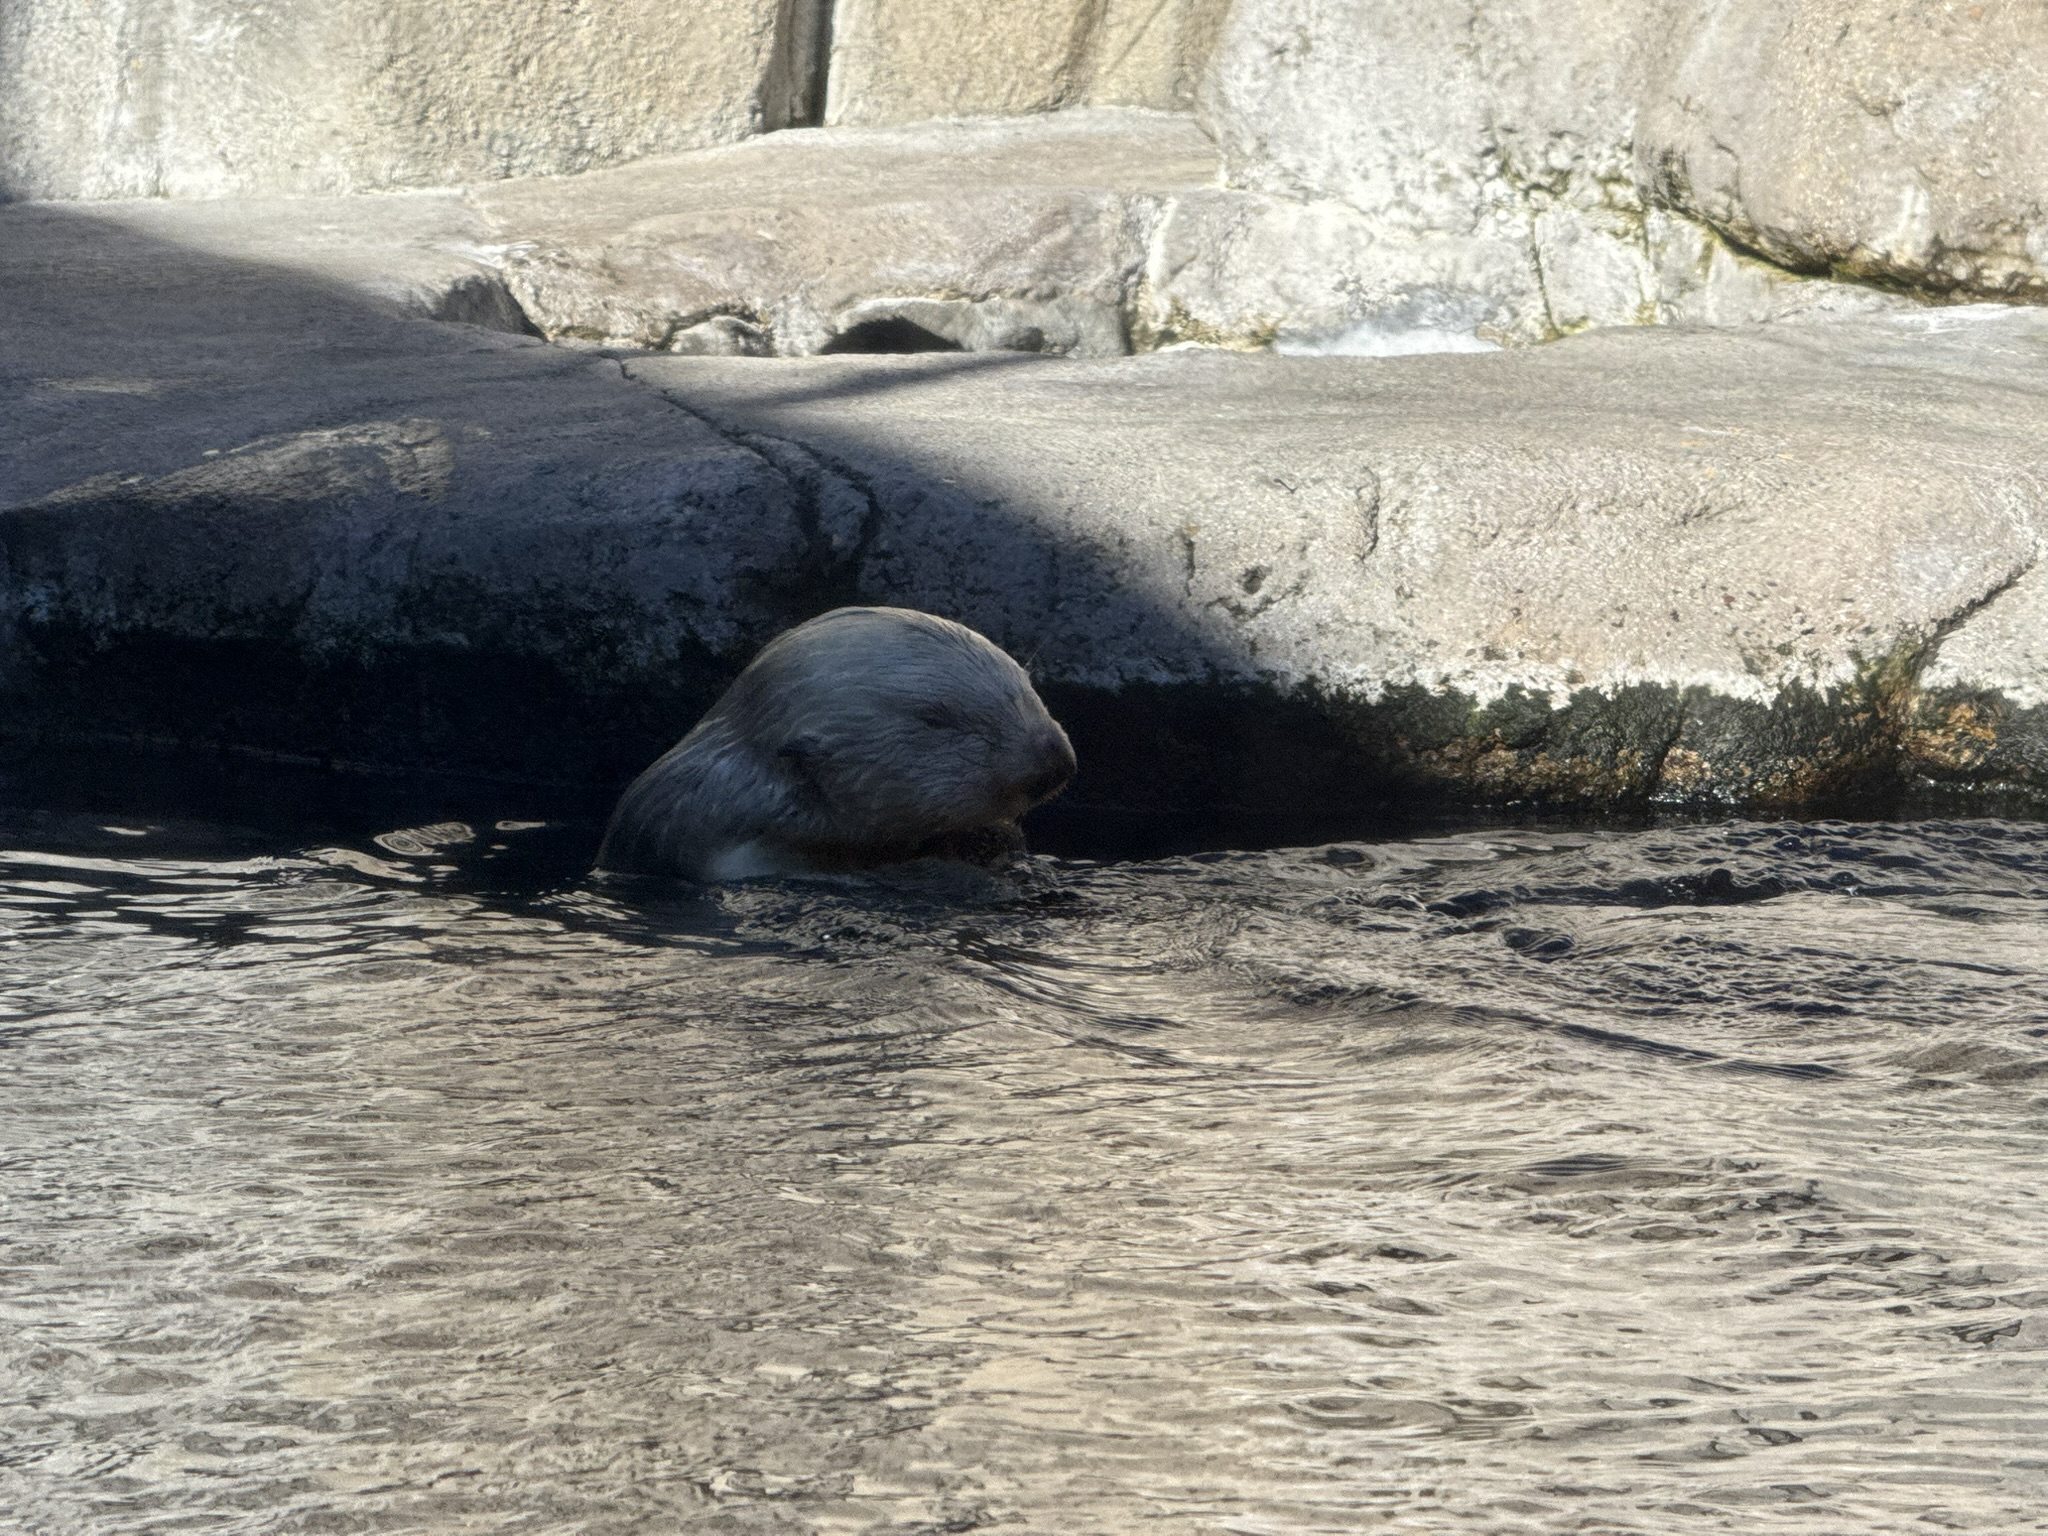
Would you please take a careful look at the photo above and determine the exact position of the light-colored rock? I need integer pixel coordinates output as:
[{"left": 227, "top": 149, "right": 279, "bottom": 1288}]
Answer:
[
  {"left": 5, "top": 184, "right": 2045, "bottom": 807},
  {"left": 1197, "top": 0, "right": 2048, "bottom": 342},
  {"left": 6, "top": 112, "right": 1241, "bottom": 359},
  {"left": 1912, "top": 557, "right": 2048, "bottom": 791},
  {"left": 6, "top": 0, "right": 2044, "bottom": 352},
  {"left": 632, "top": 308, "right": 2048, "bottom": 707},
  {"left": 1196, "top": 0, "right": 1668, "bottom": 344},
  {"left": 465, "top": 102, "right": 1916, "bottom": 360},
  {"left": 0, "top": 0, "right": 804, "bottom": 200},
  {"left": 1926, "top": 570, "right": 2048, "bottom": 716},
  {"left": 469, "top": 110, "right": 1219, "bottom": 356},
  {"left": 30, "top": 109, "right": 1920, "bottom": 364},
  {"left": 1126, "top": 180, "right": 1919, "bottom": 356},
  {"left": 824, "top": 0, "right": 1230, "bottom": 125},
  {"left": 1643, "top": 212, "right": 1920, "bottom": 331},
  {"left": 1640, "top": 1, "right": 2048, "bottom": 302},
  {"left": 1194, "top": 0, "right": 1947, "bottom": 345},
  {"left": 631, "top": 309, "right": 2048, "bottom": 805},
  {"left": 11, "top": 191, "right": 525, "bottom": 329},
  {"left": 1205, "top": 1, "right": 1641, "bottom": 223}
]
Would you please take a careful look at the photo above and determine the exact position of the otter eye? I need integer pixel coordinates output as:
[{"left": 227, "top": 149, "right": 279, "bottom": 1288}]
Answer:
[{"left": 916, "top": 705, "right": 965, "bottom": 732}]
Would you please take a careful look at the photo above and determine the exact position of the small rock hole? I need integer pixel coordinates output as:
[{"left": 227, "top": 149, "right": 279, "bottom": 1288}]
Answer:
[
  {"left": 429, "top": 274, "right": 541, "bottom": 338},
  {"left": 820, "top": 317, "right": 965, "bottom": 355}
]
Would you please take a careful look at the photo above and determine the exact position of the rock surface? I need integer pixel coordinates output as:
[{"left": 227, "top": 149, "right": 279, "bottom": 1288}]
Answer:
[
  {"left": 7, "top": 192, "right": 523, "bottom": 331},
  {"left": 1640, "top": 1, "right": 2048, "bottom": 302},
  {"left": 25, "top": 112, "right": 1240, "bottom": 362},
  {"left": 53, "top": 109, "right": 1916, "bottom": 365},
  {"left": 6, "top": 0, "right": 2046, "bottom": 358},
  {"left": 1199, "top": 0, "right": 2048, "bottom": 343},
  {"left": 0, "top": 203, "right": 809, "bottom": 780},
  {"left": 3, "top": 196, "right": 2043, "bottom": 813},
  {"left": 0, "top": 0, "right": 805, "bottom": 199},
  {"left": 825, "top": 0, "right": 1229, "bottom": 124},
  {"left": 1202, "top": 0, "right": 1652, "bottom": 344},
  {"left": 470, "top": 111, "right": 1218, "bottom": 357},
  {"left": 628, "top": 311, "right": 2048, "bottom": 809}
]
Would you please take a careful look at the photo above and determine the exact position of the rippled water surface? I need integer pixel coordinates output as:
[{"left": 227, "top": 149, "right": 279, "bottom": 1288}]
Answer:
[{"left": 4, "top": 803, "right": 2047, "bottom": 1535}]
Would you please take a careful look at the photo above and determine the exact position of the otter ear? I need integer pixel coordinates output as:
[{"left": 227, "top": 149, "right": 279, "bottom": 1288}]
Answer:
[
  {"left": 916, "top": 704, "right": 965, "bottom": 732},
  {"left": 778, "top": 735, "right": 821, "bottom": 761}
]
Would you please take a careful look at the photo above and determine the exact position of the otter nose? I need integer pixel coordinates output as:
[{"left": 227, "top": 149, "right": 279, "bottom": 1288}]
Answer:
[{"left": 1019, "top": 730, "right": 1077, "bottom": 805}]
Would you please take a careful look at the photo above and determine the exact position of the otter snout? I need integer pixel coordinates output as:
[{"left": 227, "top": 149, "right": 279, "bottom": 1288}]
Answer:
[{"left": 1016, "top": 728, "right": 1078, "bottom": 807}]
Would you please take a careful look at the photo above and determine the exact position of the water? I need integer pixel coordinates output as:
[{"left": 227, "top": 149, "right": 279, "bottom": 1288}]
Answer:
[{"left": 3, "top": 794, "right": 2046, "bottom": 1535}]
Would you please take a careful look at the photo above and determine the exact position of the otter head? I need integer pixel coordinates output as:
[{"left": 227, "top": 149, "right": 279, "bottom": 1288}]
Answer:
[{"left": 718, "top": 607, "right": 1075, "bottom": 863}]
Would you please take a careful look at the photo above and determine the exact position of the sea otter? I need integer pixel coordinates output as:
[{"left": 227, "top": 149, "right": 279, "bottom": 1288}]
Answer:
[{"left": 595, "top": 607, "right": 1076, "bottom": 882}]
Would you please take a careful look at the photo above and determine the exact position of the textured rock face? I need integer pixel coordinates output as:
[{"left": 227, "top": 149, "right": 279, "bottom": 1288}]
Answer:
[
  {"left": 8, "top": 0, "right": 2044, "bottom": 355},
  {"left": 111, "top": 109, "right": 1883, "bottom": 364},
  {"left": 0, "top": 0, "right": 1228, "bottom": 200},
  {"left": 824, "top": 0, "right": 1230, "bottom": 124},
  {"left": 0, "top": 0, "right": 797, "bottom": 199},
  {"left": 1200, "top": 0, "right": 1792, "bottom": 344},
  {"left": 1206, "top": 1, "right": 1648, "bottom": 238},
  {"left": 1915, "top": 560, "right": 2048, "bottom": 794},
  {"left": 471, "top": 111, "right": 1217, "bottom": 357},
  {"left": 0, "top": 114, "right": 1232, "bottom": 359},
  {"left": 1639, "top": 1, "right": 2048, "bottom": 301},
  {"left": 1199, "top": 0, "right": 1733, "bottom": 345},
  {"left": 0, "top": 204, "right": 814, "bottom": 778},
  {"left": 1199, "top": 0, "right": 2048, "bottom": 343},
  {"left": 630, "top": 311, "right": 2048, "bottom": 808},
  {"left": 3, "top": 194, "right": 2044, "bottom": 811}
]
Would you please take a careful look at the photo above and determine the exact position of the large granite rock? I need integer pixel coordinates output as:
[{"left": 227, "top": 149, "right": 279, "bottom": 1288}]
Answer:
[
  {"left": 79, "top": 108, "right": 1891, "bottom": 364},
  {"left": 10, "top": 191, "right": 525, "bottom": 332},
  {"left": 1640, "top": 1, "right": 2048, "bottom": 302},
  {"left": 470, "top": 110, "right": 1218, "bottom": 357},
  {"left": 0, "top": 205, "right": 810, "bottom": 778},
  {"left": 627, "top": 310, "right": 2048, "bottom": 809},
  {"left": 1196, "top": 0, "right": 1733, "bottom": 344},
  {"left": 1917, "top": 551, "right": 2048, "bottom": 795},
  {"left": 6, "top": 0, "right": 2045, "bottom": 361},
  {"left": 3, "top": 195, "right": 2043, "bottom": 813},
  {"left": 825, "top": 0, "right": 1230, "bottom": 124},
  {"left": 1198, "top": 0, "right": 2048, "bottom": 345},
  {"left": 0, "top": 0, "right": 803, "bottom": 200},
  {"left": 0, "top": 113, "right": 1235, "bottom": 359}
]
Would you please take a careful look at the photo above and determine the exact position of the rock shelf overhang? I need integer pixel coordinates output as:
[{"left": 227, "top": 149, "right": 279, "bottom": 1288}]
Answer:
[{"left": 3, "top": 160, "right": 2044, "bottom": 821}]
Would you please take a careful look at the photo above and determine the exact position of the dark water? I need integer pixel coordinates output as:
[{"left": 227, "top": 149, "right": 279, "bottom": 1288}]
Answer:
[{"left": 3, "top": 793, "right": 2046, "bottom": 1535}]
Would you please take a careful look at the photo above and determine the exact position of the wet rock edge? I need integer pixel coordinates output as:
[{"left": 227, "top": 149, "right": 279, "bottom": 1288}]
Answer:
[{"left": 3, "top": 613, "right": 2041, "bottom": 826}]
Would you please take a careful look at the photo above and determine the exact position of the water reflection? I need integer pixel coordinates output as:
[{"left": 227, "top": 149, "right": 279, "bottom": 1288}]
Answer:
[{"left": 2, "top": 812, "right": 2045, "bottom": 1533}]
